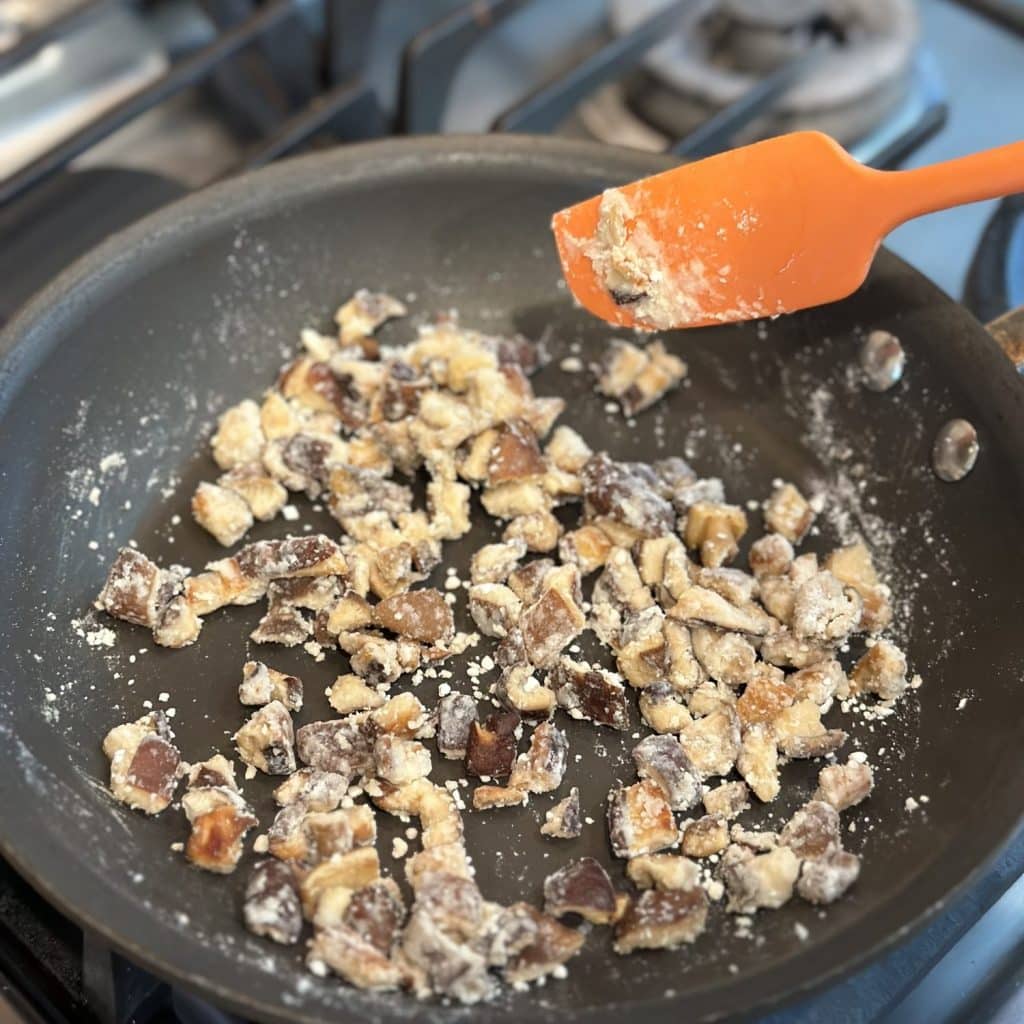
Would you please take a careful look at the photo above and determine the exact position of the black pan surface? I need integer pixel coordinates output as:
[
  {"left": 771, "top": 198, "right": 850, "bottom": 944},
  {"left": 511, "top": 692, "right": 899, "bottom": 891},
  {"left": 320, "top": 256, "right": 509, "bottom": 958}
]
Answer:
[{"left": 1, "top": 136, "right": 1023, "bottom": 1024}]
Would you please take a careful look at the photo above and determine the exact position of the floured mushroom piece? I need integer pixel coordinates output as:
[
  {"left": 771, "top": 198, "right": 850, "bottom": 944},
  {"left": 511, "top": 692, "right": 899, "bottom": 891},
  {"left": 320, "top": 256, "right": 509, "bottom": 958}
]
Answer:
[
  {"left": 723, "top": 846, "right": 800, "bottom": 913},
  {"left": 544, "top": 857, "right": 618, "bottom": 924},
  {"left": 815, "top": 758, "right": 874, "bottom": 811},
  {"left": 552, "top": 657, "right": 630, "bottom": 730},
  {"left": 509, "top": 721, "right": 568, "bottom": 794},
  {"left": 374, "top": 588, "right": 454, "bottom": 644},
  {"left": 239, "top": 661, "right": 303, "bottom": 711},
  {"left": 626, "top": 854, "right": 700, "bottom": 893},
  {"left": 607, "top": 780, "right": 678, "bottom": 858},
  {"left": 613, "top": 888, "right": 708, "bottom": 954},
  {"left": 798, "top": 849, "right": 861, "bottom": 905},
  {"left": 182, "top": 782, "right": 257, "bottom": 874},
  {"left": 500, "top": 904, "right": 585, "bottom": 985},
  {"left": 102, "top": 711, "right": 181, "bottom": 814},
  {"left": 763, "top": 482, "right": 815, "bottom": 544},
  {"left": 632, "top": 734, "right": 700, "bottom": 811},
  {"left": 436, "top": 693, "right": 479, "bottom": 760},
  {"left": 596, "top": 339, "right": 687, "bottom": 416},
  {"left": 235, "top": 701, "right": 297, "bottom": 775},
  {"left": 541, "top": 787, "right": 582, "bottom": 839},
  {"left": 244, "top": 859, "right": 303, "bottom": 944}
]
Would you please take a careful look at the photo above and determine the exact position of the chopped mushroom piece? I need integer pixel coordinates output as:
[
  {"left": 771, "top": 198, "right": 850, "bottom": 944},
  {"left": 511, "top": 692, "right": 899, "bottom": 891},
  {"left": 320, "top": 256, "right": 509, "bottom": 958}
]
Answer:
[
  {"left": 763, "top": 482, "right": 815, "bottom": 544},
  {"left": 501, "top": 904, "right": 585, "bottom": 985},
  {"left": 182, "top": 786, "right": 257, "bottom": 873},
  {"left": 544, "top": 857, "right": 618, "bottom": 924},
  {"left": 342, "top": 879, "right": 406, "bottom": 952},
  {"left": 559, "top": 525, "right": 613, "bottom": 575},
  {"left": 729, "top": 825, "right": 778, "bottom": 852},
  {"left": 703, "top": 781, "right": 750, "bottom": 820},
  {"left": 596, "top": 339, "right": 687, "bottom": 416},
  {"left": 273, "top": 767, "right": 348, "bottom": 810},
  {"left": 552, "top": 656, "right": 630, "bottom": 730},
  {"left": 509, "top": 721, "right": 568, "bottom": 794},
  {"left": 814, "top": 759, "right": 874, "bottom": 811},
  {"left": 300, "top": 847, "right": 382, "bottom": 919},
  {"left": 102, "top": 712, "right": 180, "bottom": 815},
  {"left": 503, "top": 510, "right": 562, "bottom": 553},
  {"left": 613, "top": 888, "right": 708, "bottom": 954},
  {"left": 607, "top": 780, "right": 678, "bottom": 858},
  {"left": 626, "top": 854, "right": 700, "bottom": 892},
  {"left": 310, "top": 925, "right": 406, "bottom": 991},
  {"left": 400, "top": 908, "right": 495, "bottom": 1003},
  {"left": 691, "top": 627, "right": 757, "bottom": 687},
  {"left": 328, "top": 673, "right": 385, "bottom": 715},
  {"left": 470, "top": 538, "right": 527, "bottom": 584},
  {"left": 296, "top": 717, "right": 375, "bottom": 777},
  {"left": 748, "top": 533, "right": 795, "bottom": 579},
  {"left": 335, "top": 288, "right": 406, "bottom": 346},
  {"left": 780, "top": 800, "right": 840, "bottom": 860},
  {"left": 473, "top": 785, "right": 526, "bottom": 810},
  {"left": 495, "top": 664, "right": 556, "bottom": 718},
  {"left": 211, "top": 399, "right": 266, "bottom": 470},
  {"left": 681, "top": 815, "right": 729, "bottom": 858},
  {"left": 239, "top": 661, "right": 303, "bottom": 711},
  {"left": 791, "top": 571, "right": 862, "bottom": 644},
  {"left": 670, "top": 585, "right": 775, "bottom": 636},
  {"left": 679, "top": 708, "right": 741, "bottom": 780},
  {"left": 374, "top": 735, "right": 432, "bottom": 786},
  {"left": 632, "top": 734, "right": 701, "bottom": 811},
  {"left": 684, "top": 502, "right": 747, "bottom": 568},
  {"left": 723, "top": 845, "right": 801, "bottom": 914},
  {"left": 798, "top": 849, "right": 861, "bottom": 904},
  {"left": 465, "top": 711, "right": 520, "bottom": 780},
  {"left": 520, "top": 567, "right": 586, "bottom": 667},
  {"left": 234, "top": 701, "right": 296, "bottom": 775},
  {"left": 849, "top": 640, "right": 909, "bottom": 701},
  {"left": 541, "top": 788, "right": 582, "bottom": 839},
  {"left": 374, "top": 588, "right": 454, "bottom": 644},
  {"left": 187, "top": 754, "right": 237, "bottom": 791},
  {"left": 824, "top": 541, "right": 893, "bottom": 634},
  {"left": 191, "top": 482, "right": 254, "bottom": 546},
  {"left": 737, "top": 723, "right": 780, "bottom": 803},
  {"left": 244, "top": 859, "right": 302, "bottom": 944},
  {"left": 638, "top": 682, "right": 692, "bottom": 734},
  {"left": 468, "top": 583, "right": 522, "bottom": 639},
  {"left": 436, "top": 693, "right": 479, "bottom": 760}
]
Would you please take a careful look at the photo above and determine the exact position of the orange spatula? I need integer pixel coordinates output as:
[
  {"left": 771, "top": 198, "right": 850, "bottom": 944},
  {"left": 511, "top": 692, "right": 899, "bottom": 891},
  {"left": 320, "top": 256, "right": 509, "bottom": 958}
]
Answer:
[{"left": 551, "top": 131, "right": 1024, "bottom": 332}]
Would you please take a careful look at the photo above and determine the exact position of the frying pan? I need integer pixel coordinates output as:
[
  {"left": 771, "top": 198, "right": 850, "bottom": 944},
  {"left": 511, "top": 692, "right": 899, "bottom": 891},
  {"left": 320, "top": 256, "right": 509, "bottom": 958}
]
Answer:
[{"left": 1, "top": 136, "right": 1023, "bottom": 1024}]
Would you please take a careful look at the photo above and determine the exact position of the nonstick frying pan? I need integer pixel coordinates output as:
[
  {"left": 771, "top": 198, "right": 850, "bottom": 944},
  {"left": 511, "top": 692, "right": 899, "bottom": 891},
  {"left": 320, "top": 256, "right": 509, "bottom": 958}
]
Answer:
[{"left": 1, "top": 136, "right": 1023, "bottom": 1024}]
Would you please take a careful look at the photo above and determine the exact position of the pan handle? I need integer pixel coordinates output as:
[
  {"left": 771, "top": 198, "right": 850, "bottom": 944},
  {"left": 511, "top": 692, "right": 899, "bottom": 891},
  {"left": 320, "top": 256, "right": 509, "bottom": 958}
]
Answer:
[{"left": 987, "top": 306, "right": 1024, "bottom": 373}]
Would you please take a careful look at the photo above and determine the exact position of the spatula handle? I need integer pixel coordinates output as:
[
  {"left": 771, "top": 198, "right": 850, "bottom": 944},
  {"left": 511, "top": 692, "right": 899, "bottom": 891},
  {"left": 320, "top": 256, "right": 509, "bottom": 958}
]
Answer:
[{"left": 873, "top": 141, "right": 1024, "bottom": 232}]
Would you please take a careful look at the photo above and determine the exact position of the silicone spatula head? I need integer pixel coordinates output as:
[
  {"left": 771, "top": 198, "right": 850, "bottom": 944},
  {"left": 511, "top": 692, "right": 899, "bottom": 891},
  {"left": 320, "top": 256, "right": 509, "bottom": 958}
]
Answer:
[{"left": 550, "top": 131, "right": 893, "bottom": 332}]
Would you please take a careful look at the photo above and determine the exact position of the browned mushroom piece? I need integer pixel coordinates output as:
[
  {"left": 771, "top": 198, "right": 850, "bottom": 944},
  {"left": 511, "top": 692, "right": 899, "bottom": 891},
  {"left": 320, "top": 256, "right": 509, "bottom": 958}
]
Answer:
[
  {"left": 638, "top": 681, "right": 692, "bottom": 734},
  {"left": 296, "top": 716, "right": 375, "bottom": 777},
  {"left": 238, "top": 660, "right": 303, "bottom": 712},
  {"left": 374, "top": 588, "right": 454, "bottom": 644},
  {"left": 501, "top": 903, "right": 585, "bottom": 984},
  {"left": 487, "top": 419, "right": 547, "bottom": 484},
  {"left": 680, "top": 815, "right": 729, "bottom": 858},
  {"left": 737, "top": 665, "right": 796, "bottom": 726},
  {"left": 797, "top": 849, "right": 862, "bottom": 904},
  {"left": 472, "top": 785, "right": 527, "bottom": 810},
  {"left": 192, "top": 482, "right": 254, "bottom": 547},
  {"left": 465, "top": 711, "right": 520, "bottom": 780},
  {"left": 778, "top": 728, "right": 849, "bottom": 759},
  {"left": 543, "top": 857, "right": 618, "bottom": 924},
  {"left": 679, "top": 707, "right": 741, "bottom": 780},
  {"left": 669, "top": 585, "right": 775, "bottom": 636},
  {"left": 780, "top": 800, "right": 841, "bottom": 860},
  {"left": 814, "top": 759, "right": 874, "bottom": 811},
  {"left": 335, "top": 288, "right": 407, "bottom": 345},
  {"left": 520, "top": 567, "right": 586, "bottom": 668},
  {"left": 495, "top": 664, "right": 556, "bottom": 718},
  {"left": 506, "top": 557, "right": 555, "bottom": 604},
  {"left": 186, "top": 754, "right": 237, "bottom": 791},
  {"left": 411, "top": 871, "right": 484, "bottom": 943},
  {"left": 541, "top": 787, "right": 582, "bottom": 839},
  {"left": 235, "top": 535, "right": 347, "bottom": 581},
  {"left": 607, "top": 780, "right": 678, "bottom": 858},
  {"left": 690, "top": 627, "right": 758, "bottom": 687},
  {"left": 559, "top": 524, "right": 614, "bottom": 576},
  {"left": 327, "top": 673, "right": 384, "bottom": 715},
  {"left": 790, "top": 659, "right": 846, "bottom": 707},
  {"left": 182, "top": 787, "right": 258, "bottom": 874},
  {"left": 101, "top": 712, "right": 181, "bottom": 815},
  {"left": 631, "top": 735, "right": 701, "bottom": 812},
  {"left": 613, "top": 887, "right": 709, "bottom": 954},
  {"left": 737, "top": 723, "right": 780, "bottom": 803},
  {"left": 234, "top": 700, "right": 296, "bottom": 776},
  {"left": 763, "top": 482, "right": 815, "bottom": 544},
  {"left": 509, "top": 721, "right": 568, "bottom": 794},
  {"left": 96, "top": 548, "right": 185, "bottom": 628},
  {"left": 684, "top": 501, "right": 748, "bottom": 568},
  {"left": 551, "top": 656, "right": 630, "bottom": 730},
  {"left": 243, "top": 859, "right": 303, "bottom": 945}
]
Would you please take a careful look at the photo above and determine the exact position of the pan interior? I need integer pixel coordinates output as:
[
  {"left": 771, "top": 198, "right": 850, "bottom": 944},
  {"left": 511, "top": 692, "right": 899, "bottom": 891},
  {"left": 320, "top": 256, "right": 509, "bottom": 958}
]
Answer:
[{"left": 1, "top": 138, "right": 1023, "bottom": 1024}]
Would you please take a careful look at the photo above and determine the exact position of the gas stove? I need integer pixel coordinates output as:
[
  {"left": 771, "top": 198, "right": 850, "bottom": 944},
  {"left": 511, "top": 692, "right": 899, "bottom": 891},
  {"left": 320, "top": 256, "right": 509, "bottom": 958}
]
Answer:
[{"left": 1, "top": 2, "right": 1023, "bottom": 1023}]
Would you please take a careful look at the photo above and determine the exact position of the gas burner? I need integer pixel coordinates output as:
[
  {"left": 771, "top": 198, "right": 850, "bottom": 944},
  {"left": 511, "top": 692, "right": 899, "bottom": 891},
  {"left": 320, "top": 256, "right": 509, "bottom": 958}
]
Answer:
[{"left": 580, "top": 0, "right": 920, "bottom": 154}]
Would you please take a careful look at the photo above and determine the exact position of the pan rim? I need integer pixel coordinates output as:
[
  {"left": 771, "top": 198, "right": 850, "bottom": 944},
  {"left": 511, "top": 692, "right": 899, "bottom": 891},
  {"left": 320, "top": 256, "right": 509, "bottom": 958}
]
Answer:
[{"left": 1, "top": 132, "right": 1023, "bottom": 1024}]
